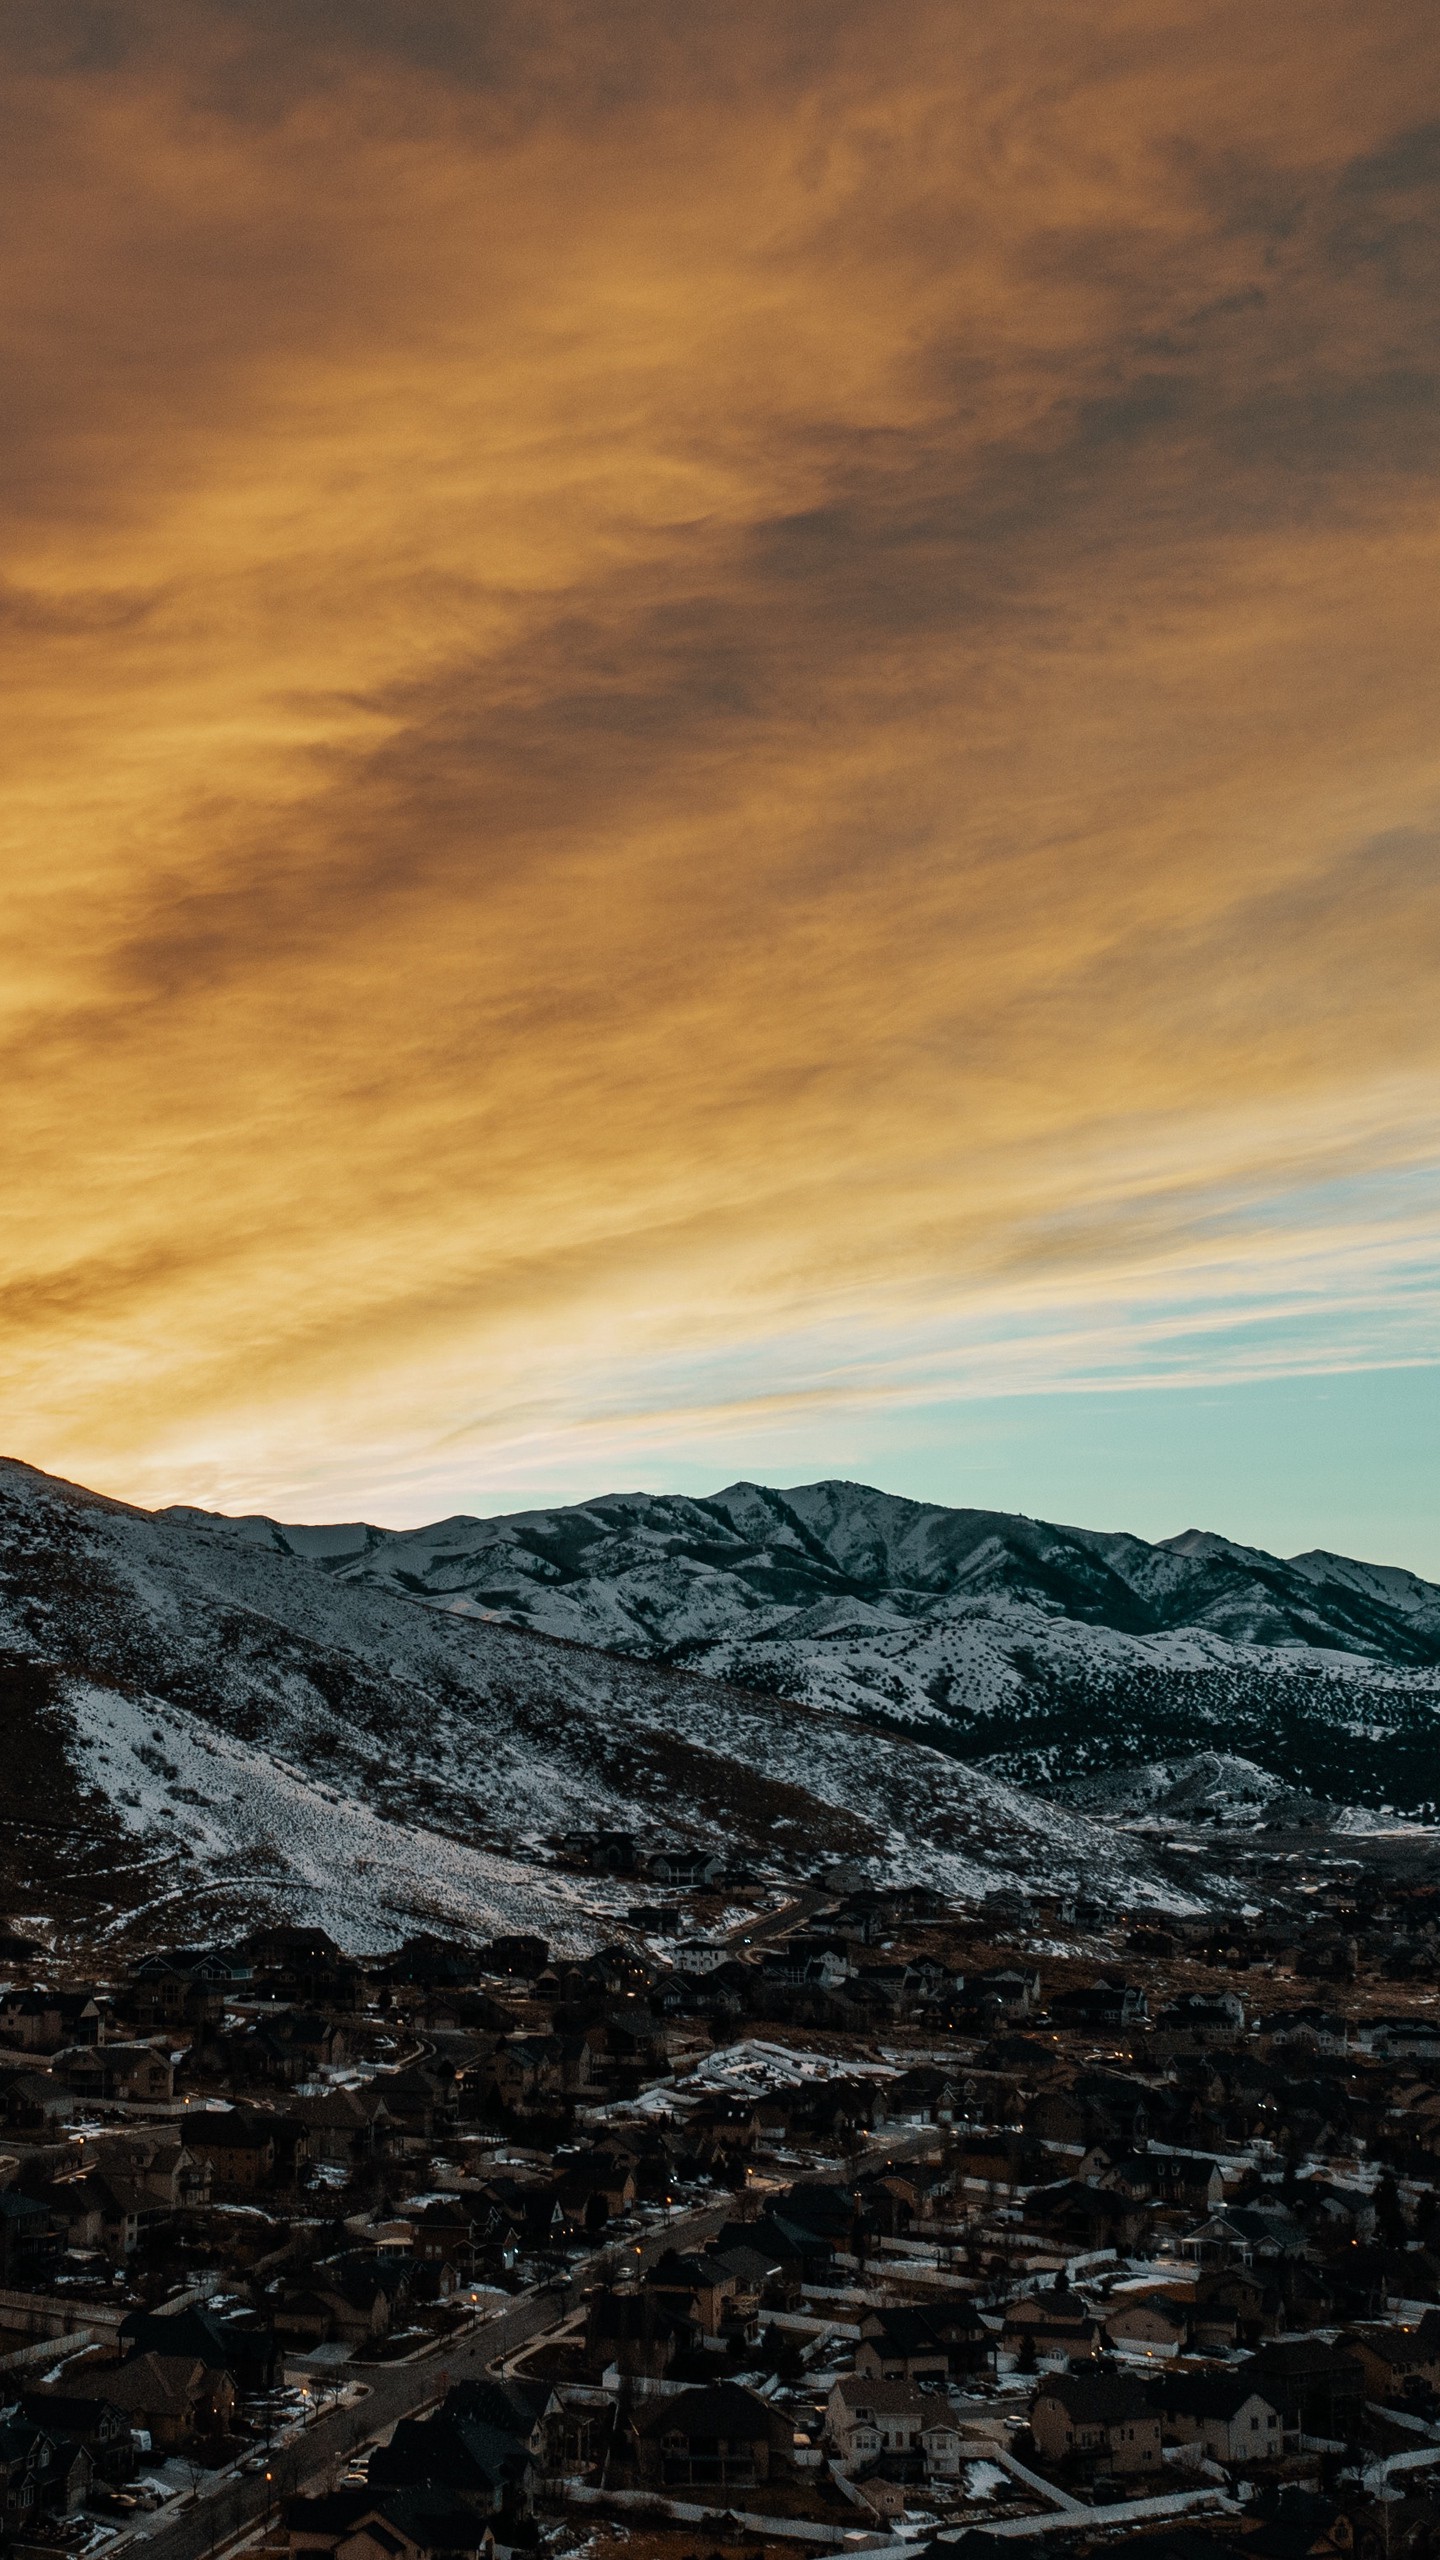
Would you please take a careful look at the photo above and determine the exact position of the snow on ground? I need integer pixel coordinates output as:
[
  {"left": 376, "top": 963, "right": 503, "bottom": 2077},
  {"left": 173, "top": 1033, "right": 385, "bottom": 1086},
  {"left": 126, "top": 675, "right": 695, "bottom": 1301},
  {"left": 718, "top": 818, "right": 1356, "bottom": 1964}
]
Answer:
[
  {"left": 166, "top": 1471, "right": 1440, "bottom": 1827},
  {"left": 0, "top": 1456, "right": 1215, "bottom": 1935},
  {"left": 1332, "top": 1804, "right": 1432, "bottom": 1835},
  {"left": 620, "top": 2036, "right": 901, "bottom": 2115},
  {"left": 1055, "top": 1752, "right": 1322, "bottom": 1828},
  {"left": 190, "top": 1476, "right": 1440, "bottom": 1719},
  {"left": 960, "top": 2461, "right": 1010, "bottom": 2500},
  {"left": 64, "top": 1678, "right": 625, "bottom": 1951}
]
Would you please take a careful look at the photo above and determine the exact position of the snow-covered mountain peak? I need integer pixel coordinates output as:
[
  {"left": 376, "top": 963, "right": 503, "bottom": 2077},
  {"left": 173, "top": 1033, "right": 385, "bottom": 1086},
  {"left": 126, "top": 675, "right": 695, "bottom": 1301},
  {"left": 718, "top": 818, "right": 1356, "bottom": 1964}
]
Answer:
[
  {"left": 167, "top": 1473, "right": 1439, "bottom": 1819},
  {"left": 2, "top": 1455, "right": 1225, "bottom": 1951},
  {"left": 1158, "top": 1527, "right": 1272, "bottom": 1565}
]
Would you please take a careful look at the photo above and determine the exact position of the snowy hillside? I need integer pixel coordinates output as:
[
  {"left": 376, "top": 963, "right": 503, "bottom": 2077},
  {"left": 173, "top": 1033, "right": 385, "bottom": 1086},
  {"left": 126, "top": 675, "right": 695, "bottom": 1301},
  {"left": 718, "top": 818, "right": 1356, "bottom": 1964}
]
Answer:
[
  {"left": 181, "top": 1478, "right": 1440, "bottom": 1816},
  {"left": 1052, "top": 1752, "right": 1336, "bottom": 1831},
  {"left": 0, "top": 1459, "right": 1200, "bottom": 1951}
]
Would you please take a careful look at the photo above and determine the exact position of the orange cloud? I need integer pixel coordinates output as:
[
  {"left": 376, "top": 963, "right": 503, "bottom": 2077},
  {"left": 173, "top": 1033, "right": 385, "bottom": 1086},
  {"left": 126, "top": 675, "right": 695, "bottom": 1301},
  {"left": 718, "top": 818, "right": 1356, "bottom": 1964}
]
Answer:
[{"left": 1, "top": 1, "right": 1438, "bottom": 1514}]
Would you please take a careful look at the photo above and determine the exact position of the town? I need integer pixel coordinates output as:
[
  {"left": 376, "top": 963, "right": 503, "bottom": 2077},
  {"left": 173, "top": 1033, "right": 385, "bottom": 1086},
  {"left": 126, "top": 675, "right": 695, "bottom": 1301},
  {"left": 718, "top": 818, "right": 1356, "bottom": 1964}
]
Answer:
[{"left": 1, "top": 1836, "right": 1439, "bottom": 2560}]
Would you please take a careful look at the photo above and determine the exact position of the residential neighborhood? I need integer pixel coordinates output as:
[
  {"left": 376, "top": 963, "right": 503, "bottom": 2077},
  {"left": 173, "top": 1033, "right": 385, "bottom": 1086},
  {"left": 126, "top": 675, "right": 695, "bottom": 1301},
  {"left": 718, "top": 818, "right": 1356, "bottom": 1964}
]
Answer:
[{"left": 0, "top": 1855, "right": 1438, "bottom": 2560}]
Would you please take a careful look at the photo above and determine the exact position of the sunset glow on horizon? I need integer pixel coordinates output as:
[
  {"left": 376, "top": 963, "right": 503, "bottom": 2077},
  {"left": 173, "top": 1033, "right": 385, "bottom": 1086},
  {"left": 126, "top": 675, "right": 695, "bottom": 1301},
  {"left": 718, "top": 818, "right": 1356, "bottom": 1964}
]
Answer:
[{"left": 3, "top": 3, "right": 1438, "bottom": 1564}]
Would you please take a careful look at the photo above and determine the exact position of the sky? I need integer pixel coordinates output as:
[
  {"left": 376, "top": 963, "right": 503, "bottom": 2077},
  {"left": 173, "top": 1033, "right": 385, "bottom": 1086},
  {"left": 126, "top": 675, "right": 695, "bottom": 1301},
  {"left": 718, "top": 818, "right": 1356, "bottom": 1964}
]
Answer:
[{"left": 2, "top": 1, "right": 1438, "bottom": 1569}]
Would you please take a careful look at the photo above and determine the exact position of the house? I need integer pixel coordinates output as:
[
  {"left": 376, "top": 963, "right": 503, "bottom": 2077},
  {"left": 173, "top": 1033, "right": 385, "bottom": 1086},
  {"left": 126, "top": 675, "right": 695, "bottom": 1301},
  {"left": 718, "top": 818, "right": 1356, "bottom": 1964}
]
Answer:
[
  {"left": 380, "top": 2060, "right": 460, "bottom": 2140},
  {"left": 412, "top": 2197, "right": 487, "bottom": 2266},
  {"left": 274, "top": 2281, "right": 389, "bottom": 2350},
  {"left": 670, "top": 1938, "right": 731, "bottom": 1975},
  {"left": 0, "top": 1988, "right": 111, "bottom": 2053},
  {"left": 483, "top": 1936, "right": 549, "bottom": 1980},
  {"left": 1153, "top": 1992, "right": 1246, "bottom": 2051},
  {"left": 1105, "top": 2292, "right": 1192, "bottom": 2356},
  {"left": 1364, "top": 2018, "right": 1440, "bottom": 2065},
  {"left": 0, "top": 2416, "right": 91, "bottom": 2523},
  {"left": 244, "top": 1923, "right": 343, "bottom": 1970},
  {"left": 184, "top": 2109, "right": 280, "bottom": 2194},
  {"left": 642, "top": 2247, "right": 747, "bottom": 2339},
  {"left": 213, "top": 2011, "right": 349, "bottom": 2087},
  {"left": 866, "top": 2160, "right": 959, "bottom": 2231},
  {"left": 1030, "top": 2371, "right": 1162, "bottom": 2476},
  {"left": 0, "top": 2065, "right": 73, "bottom": 2131},
  {"left": 1089, "top": 2146, "right": 1162, "bottom": 2202},
  {"left": 1050, "top": 1980, "right": 1149, "bottom": 2032},
  {"left": 290, "top": 2085, "right": 391, "bottom": 2168},
  {"left": 21, "top": 2387, "right": 135, "bottom": 2485},
  {"left": 1221, "top": 2204, "right": 1310, "bottom": 2263},
  {"left": 1026, "top": 2178, "right": 1150, "bottom": 2254},
  {"left": 1149, "top": 2155, "right": 1229, "bottom": 2213},
  {"left": 1192, "top": 2266, "right": 1273, "bottom": 2349},
  {"left": 46, "top": 2140, "right": 210, "bottom": 2258},
  {"left": 285, "top": 2487, "right": 493, "bottom": 2560},
  {"left": 575, "top": 1945, "right": 658, "bottom": 2000},
  {"left": 587, "top": 2286, "right": 698, "bottom": 2381},
  {"left": 1340, "top": 2325, "right": 1440, "bottom": 2403},
  {"left": 555, "top": 2145, "right": 639, "bottom": 2218},
  {"left": 1299, "top": 2183, "right": 1375, "bottom": 2248},
  {"left": 971, "top": 1968, "right": 1042, "bottom": 2019},
  {"left": 1349, "top": 2495, "right": 1440, "bottom": 2560},
  {"left": 24, "top": 2170, "right": 106, "bottom": 2252},
  {"left": 1151, "top": 2372, "right": 1284, "bottom": 2465},
  {"left": 441, "top": 2381, "right": 559, "bottom": 2479},
  {"left": 1238, "top": 2340, "right": 1365, "bottom": 2442},
  {"left": 641, "top": 1848, "right": 724, "bottom": 1889},
  {"left": 957, "top": 2131, "right": 1047, "bottom": 2194},
  {"left": 694, "top": 2244, "right": 779, "bottom": 2334},
  {"left": 633, "top": 2382, "right": 792, "bottom": 2489},
  {"left": 130, "top": 2134, "right": 212, "bottom": 2210},
  {"left": 1002, "top": 2286, "right": 1102, "bottom": 2365},
  {"left": 559, "top": 1830, "right": 637, "bottom": 1873},
  {"left": 274, "top": 2253, "right": 420, "bottom": 2350},
  {"left": 829, "top": 1892, "right": 895, "bottom": 1947},
  {"left": 96, "top": 2353, "right": 237, "bottom": 2451},
  {"left": 129, "top": 1947, "right": 251, "bottom": 2027},
  {"left": 1261, "top": 2009, "right": 1351, "bottom": 2059},
  {"left": 241, "top": 1926, "right": 356, "bottom": 2005},
  {"left": 384, "top": 1935, "right": 483, "bottom": 1989},
  {"left": 88, "top": 2173, "right": 144, "bottom": 2258},
  {"left": 1245, "top": 2488, "right": 1357, "bottom": 2560},
  {"left": 488, "top": 2036, "right": 566, "bottom": 2110},
  {"left": 826, "top": 2379, "right": 962, "bottom": 2478},
  {"left": 854, "top": 2307, "right": 952, "bottom": 2382},
  {"left": 1181, "top": 2204, "right": 1311, "bottom": 2269},
  {"left": 760, "top": 1939, "right": 853, "bottom": 1993},
  {"left": 903, "top": 1953, "right": 952, "bottom": 2006},
  {"left": 891, "top": 2063, "right": 960, "bottom": 2124},
  {"left": 120, "top": 2300, "right": 279, "bottom": 2394},
  {"left": 56, "top": 2038, "right": 176, "bottom": 2103},
  {"left": 476, "top": 2174, "right": 566, "bottom": 2253},
  {"left": 95, "top": 2170, "right": 171, "bottom": 2259},
  {"left": 369, "top": 2403, "right": 534, "bottom": 2526}
]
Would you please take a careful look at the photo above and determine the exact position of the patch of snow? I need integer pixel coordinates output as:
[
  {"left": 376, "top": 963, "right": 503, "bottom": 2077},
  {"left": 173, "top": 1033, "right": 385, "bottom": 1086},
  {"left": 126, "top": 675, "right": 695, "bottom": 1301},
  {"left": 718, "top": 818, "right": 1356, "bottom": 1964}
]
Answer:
[{"left": 64, "top": 1679, "right": 620, "bottom": 1951}]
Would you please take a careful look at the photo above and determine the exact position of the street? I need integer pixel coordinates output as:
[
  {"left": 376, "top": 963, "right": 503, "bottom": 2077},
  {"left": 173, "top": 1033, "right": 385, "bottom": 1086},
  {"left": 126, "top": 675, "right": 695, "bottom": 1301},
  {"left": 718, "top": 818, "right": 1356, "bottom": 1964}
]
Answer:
[{"left": 127, "top": 2202, "right": 730, "bottom": 2560}]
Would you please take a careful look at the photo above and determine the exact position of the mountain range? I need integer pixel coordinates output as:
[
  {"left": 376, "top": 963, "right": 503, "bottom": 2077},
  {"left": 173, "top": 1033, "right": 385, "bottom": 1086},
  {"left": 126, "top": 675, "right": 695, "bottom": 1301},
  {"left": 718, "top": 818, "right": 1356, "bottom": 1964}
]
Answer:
[
  {"left": 1, "top": 1459, "right": 1435, "bottom": 1955},
  {"left": 180, "top": 1477, "right": 1440, "bottom": 1817},
  {"left": 0, "top": 1458, "right": 1196, "bottom": 1954}
]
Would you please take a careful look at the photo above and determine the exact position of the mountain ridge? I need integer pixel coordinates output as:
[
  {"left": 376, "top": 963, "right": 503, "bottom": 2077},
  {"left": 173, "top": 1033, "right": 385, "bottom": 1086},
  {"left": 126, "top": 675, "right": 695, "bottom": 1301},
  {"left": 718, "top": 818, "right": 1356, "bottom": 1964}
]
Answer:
[
  {"left": 0, "top": 1456, "right": 1203, "bottom": 1951},
  {"left": 174, "top": 1475, "right": 1440, "bottom": 1657},
  {"left": 168, "top": 1475, "right": 1440, "bottom": 1816}
]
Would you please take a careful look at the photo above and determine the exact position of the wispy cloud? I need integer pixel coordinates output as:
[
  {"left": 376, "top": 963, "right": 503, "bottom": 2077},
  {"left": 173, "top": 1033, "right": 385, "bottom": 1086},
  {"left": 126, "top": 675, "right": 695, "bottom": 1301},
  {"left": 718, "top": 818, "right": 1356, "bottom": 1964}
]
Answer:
[{"left": 1, "top": 2, "right": 1437, "bottom": 1522}]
